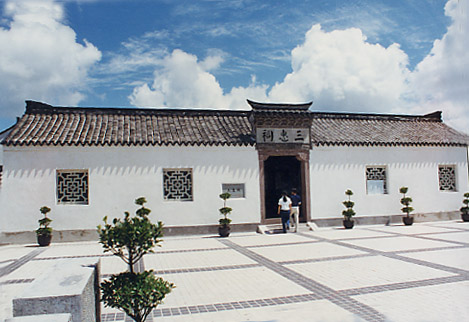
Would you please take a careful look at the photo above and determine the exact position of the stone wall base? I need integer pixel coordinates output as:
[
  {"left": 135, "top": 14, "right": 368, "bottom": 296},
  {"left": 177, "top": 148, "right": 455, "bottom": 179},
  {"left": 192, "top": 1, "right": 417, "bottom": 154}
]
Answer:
[
  {"left": 0, "top": 223, "right": 260, "bottom": 244},
  {"left": 311, "top": 211, "right": 461, "bottom": 227}
]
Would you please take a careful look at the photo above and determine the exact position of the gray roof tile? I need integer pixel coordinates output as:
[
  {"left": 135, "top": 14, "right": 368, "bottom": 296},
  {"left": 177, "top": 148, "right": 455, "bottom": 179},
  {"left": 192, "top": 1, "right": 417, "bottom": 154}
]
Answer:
[{"left": 2, "top": 101, "right": 468, "bottom": 148}]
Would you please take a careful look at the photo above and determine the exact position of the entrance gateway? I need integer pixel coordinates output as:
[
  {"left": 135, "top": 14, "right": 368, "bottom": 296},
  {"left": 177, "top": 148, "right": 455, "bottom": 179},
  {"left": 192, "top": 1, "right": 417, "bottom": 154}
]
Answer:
[{"left": 248, "top": 100, "right": 312, "bottom": 225}]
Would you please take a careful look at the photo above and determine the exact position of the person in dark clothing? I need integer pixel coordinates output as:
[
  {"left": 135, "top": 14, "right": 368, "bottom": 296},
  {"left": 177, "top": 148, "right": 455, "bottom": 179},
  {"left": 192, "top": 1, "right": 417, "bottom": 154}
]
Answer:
[{"left": 290, "top": 188, "right": 302, "bottom": 233}]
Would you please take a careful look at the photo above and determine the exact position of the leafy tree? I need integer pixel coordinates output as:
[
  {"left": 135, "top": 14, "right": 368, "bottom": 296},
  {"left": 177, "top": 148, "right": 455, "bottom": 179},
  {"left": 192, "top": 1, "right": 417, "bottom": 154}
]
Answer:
[
  {"left": 98, "top": 197, "right": 174, "bottom": 322},
  {"left": 98, "top": 197, "right": 164, "bottom": 273}
]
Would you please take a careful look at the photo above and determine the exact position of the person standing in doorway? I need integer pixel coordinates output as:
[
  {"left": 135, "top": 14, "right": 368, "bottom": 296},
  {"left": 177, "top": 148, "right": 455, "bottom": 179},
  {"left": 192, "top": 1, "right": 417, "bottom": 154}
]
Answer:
[
  {"left": 278, "top": 191, "right": 292, "bottom": 233},
  {"left": 290, "top": 188, "right": 301, "bottom": 233}
]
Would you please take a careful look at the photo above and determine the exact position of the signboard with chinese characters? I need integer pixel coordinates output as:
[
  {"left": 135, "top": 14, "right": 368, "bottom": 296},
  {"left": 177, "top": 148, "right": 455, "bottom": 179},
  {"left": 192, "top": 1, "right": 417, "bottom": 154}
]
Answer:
[
  {"left": 222, "top": 183, "right": 245, "bottom": 198},
  {"left": 256, "top": 128, "right": 309, "bottom": 144}
]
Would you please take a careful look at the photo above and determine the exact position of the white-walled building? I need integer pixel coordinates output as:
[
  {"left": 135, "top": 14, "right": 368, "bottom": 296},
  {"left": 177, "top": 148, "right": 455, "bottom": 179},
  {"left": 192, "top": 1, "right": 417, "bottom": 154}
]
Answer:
[{"left": 0, "top": 100, "right": 468, "bottom": 242}]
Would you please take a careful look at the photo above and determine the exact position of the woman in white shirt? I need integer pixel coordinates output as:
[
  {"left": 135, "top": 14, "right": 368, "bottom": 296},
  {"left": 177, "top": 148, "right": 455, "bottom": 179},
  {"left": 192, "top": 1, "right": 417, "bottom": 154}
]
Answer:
[{"left": 278, "top": 191, "right": 292, "bottom": 233}]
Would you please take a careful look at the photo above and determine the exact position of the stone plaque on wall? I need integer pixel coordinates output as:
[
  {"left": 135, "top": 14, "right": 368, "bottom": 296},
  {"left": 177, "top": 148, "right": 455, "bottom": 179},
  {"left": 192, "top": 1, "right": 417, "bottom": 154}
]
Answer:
[{"left": 256, "top": 128, "right": 309, "bottom": 144}]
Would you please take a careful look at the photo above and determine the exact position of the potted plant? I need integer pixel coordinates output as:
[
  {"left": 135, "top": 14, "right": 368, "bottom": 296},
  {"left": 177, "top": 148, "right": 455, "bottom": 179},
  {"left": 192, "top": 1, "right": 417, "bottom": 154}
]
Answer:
[
  {"left": 400, "top": 187, "right": 414, "bottom": 225},
  {"left": 342, "top": 189, "right": 355, "bottom": 229},
  {"left": 218, "top": 192, "right": 232, "bottom": 237},
  {"left": 36, "top": 206, "right": 52, "bottom": 246},
  {"left": 460, "top": 192, "right": 469, "bottom": 222}
]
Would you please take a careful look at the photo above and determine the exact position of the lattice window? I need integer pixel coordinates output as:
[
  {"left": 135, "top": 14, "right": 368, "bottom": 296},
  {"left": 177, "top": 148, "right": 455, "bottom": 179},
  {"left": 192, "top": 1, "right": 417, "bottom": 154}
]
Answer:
[
  {"left": 56, "top": 170, "right": 89, "bottom": 204},
  {"left": 366, "top": 166, "right": 387, "bottom": 194},
  {"left": 438, "top": 165, "right": 457, "bottom": 191},
  {"left": 163, "top": 169, "right": 193, "bottom": 201}
]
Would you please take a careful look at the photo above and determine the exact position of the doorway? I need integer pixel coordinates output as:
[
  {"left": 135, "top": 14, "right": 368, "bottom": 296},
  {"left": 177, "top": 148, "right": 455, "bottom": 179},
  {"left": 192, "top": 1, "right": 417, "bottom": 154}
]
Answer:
[{"left": 264, "top": 156, "right": 303, "bottom": 221}]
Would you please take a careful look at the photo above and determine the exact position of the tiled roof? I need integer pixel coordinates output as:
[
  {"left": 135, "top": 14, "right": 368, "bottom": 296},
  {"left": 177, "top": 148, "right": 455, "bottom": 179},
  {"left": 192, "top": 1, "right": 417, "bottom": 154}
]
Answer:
[
  {"left": 2, "top": 101, "right": 468, "bottom": 148},
  {"left": 2, "top": 101, "right": 255, "bottom": 147},
  {"left": 248, "top": 99, "right": 312, "bottom": 114},
  {"left": 311, "top": 112, "right": 469, "bottom": 147}
]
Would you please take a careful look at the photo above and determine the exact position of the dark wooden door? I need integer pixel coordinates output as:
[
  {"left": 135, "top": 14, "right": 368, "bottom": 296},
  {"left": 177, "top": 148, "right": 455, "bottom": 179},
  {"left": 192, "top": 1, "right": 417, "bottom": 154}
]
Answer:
[{"left": 264, "top": 156, "right": 301, "bottom": 220}]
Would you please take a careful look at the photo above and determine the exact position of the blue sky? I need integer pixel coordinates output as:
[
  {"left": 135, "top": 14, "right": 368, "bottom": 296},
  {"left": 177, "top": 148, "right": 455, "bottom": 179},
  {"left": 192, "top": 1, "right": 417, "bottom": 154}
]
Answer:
[{"left": 0, "top": 0, "right": 468, "bottom": 132}]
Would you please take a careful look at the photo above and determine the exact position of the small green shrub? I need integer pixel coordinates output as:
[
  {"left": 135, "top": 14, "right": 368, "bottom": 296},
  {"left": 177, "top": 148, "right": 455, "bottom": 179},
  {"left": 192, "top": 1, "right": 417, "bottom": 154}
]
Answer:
[
  {"left": 36, "top": 206, "right": 52, "bottom": 236},
  {"left": 400, "top": 187, "right": 414, "bottom": 217},
  {"left": 100, "top": 271, "right": 174, "bottom": 322},
  {"left": 460, "top": 192, "right": 469, "bottom": 214},
  {"left": 342, "top": 189, "right": 356, "bottom": 220},
  {"left": 219, "top": 192, "right": 232, "bottom": 226}
]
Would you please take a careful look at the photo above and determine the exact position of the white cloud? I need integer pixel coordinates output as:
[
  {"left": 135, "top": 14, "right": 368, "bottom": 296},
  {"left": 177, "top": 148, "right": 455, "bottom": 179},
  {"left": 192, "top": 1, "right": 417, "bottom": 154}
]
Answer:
[
  {"left": 129, "top": 49, "right": 268, "bottom": 110},
  {"left": 0, "top": 0, "right": 101, "bottom": 117},
  {"left": 408, "top": 0, "right": 469, "bottom": 131},
  {"left": 130, "top": 24, "right": 410, "bottom": 113},
  {"left": 268, "top": 24, "right": 410, "bottom": 112}
]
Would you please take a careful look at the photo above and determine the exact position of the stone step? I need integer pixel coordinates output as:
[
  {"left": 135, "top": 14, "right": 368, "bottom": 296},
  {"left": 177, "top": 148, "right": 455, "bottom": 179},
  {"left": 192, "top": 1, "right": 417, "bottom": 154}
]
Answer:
[{"left": 257, "top": 223, "right": 316, "bottom": 234}]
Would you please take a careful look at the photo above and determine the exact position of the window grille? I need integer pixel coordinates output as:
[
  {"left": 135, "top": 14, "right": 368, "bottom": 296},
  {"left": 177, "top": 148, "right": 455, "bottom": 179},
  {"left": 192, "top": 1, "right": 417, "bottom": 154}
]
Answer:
[
  {"left": 366, "top": 166, "right": 387, "bottom": 194},
  {"left": 163, "top": 169, "right": 193, "bottom": 201},
  {"left": 438, "top": 165, "right": 456, "bottom": 191},
  {"left": 56, "top": 170, "right": 89, "bottom": 204}
]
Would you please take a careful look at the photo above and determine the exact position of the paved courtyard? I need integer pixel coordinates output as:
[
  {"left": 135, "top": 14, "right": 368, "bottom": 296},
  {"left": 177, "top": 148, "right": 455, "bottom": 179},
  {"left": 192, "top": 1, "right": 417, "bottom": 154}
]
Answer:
[{"left": 1, "top": 220, "right": 469, "bottom": 322}]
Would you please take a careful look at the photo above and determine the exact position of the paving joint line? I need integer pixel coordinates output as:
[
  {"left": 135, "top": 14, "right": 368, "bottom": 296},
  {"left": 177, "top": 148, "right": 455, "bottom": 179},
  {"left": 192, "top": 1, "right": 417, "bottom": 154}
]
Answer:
[
  {"left": 0, "top": 278, "right": 35, "bottom": 285},
  {"left": 299, "top": 232, "right": 469, "bottom": 277},
  {"left": 395, "top": 244, "right": 467, "bottom": 254},
  {"left": 219, "top": 238, "right": 386, "bottom": 322},
  {"left": 278, "top": 253, "right": 374, "bottom": 265},
  {"left": 409, "top": 234, "right": 469, "bottom": 246},
  {"left": 338, "top": 275, "right": 468, "bottom": 296},
  {"left": 0, "top": 248, "right": 46, "bottom": 278},
  {"left": 101, "top": 293, "right": 320, "bottom": 321},
  {"left": 246, "top": 239, "right": 321, "bottom": 248}
]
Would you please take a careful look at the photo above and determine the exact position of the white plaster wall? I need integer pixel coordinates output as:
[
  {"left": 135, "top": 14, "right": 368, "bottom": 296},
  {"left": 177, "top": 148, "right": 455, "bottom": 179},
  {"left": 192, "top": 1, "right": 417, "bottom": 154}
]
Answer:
[
  {"left": 310, "top": 145, "right": 469, "bottom": 219},
  {"left": 0, "top": 145, "right": 260, "bottom": 232}
]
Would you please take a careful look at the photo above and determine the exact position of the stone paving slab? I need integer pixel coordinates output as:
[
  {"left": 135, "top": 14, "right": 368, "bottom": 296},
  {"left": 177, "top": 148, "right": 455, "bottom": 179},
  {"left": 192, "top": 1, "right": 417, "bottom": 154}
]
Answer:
[
  {"left": 37, "top": 241, "right": 105, "bottom": 259},
  {"left": 368, "top": 224, "right": 461, "bottom": 235},
  {"left": 419, "top": 231, "right": 469, "bottom": 244},
  {"left": 2, "top": 221, "right": 469, "bottom": 322},
  {"left": 0, "top": 247, "right": 33, "bottom": 264},
  {"left": 145, "top": 248, "right": 257, "bottom": 271},
  {"left": 0, "top": 284, "right": 29, "bottom": 320},
  {"left": 352, "top": 280, "right": 469, "bottom": 322},
  {"left": 152, "top": 300, "right": 366, "bottom": 322},
  {"left": 286, "top": 254, "right": 455, "bottom": 291},
  {"left": 155, "top": 266, "right": 311, "bottom": 308},
  {"left": 228, "top": 233, "right": 313, "bottom": 247},
  {"left": 400, "top": 247, "right": 469, "bottom": 271},
  {"left": 157, "top": 237, "right": 229, "bottom": 251},
  {"left": 249, "top": 241, "right": 365, "bottom": 263},
  {"left": 424, "top": 221, "right": 469, "bottom": 230},
  {"left": 339, "top": 235, "right": 457, "bottom": 252},
  {"left": 301, "top": 227, "right": 393, "bottom": 240},
  {"left": 0, "top": 259, "right": 62, "bottom": 282}
]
